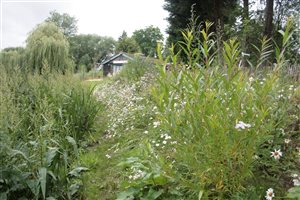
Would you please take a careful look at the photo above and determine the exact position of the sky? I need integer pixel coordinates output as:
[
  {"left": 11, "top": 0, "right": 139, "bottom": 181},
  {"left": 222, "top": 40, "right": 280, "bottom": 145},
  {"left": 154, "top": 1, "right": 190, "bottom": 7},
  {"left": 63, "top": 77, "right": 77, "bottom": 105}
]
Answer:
[{"left": 0, "top": 0, "right": 169, "bottom": 49}]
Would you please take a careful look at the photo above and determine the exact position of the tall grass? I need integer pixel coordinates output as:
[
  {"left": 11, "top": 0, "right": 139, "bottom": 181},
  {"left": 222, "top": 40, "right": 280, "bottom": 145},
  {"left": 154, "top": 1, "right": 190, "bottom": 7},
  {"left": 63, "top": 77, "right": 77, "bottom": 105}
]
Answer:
[{"left": 0, "top": 64, "right": 100, "bottom": 199}]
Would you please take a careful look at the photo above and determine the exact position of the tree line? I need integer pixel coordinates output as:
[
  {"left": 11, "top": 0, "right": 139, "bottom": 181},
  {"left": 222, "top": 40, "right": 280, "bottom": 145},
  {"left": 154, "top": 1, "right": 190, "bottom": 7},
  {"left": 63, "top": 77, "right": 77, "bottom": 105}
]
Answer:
[
  {"left": 1, "top": 1, "right": 299, "bottom": 73},
  {"left": 0, "top": 11, "right": 164, "bottom": 73},
  {"left": 164, "top": 0, "right": 300, "bottom": 65}
]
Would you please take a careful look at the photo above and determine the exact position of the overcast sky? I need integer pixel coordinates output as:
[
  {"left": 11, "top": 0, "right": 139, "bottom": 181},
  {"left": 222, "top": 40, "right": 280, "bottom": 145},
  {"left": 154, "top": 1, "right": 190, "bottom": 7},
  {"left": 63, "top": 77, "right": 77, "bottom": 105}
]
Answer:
[{"left": 0, "top": 0, "right": 169, "bottom": 49}]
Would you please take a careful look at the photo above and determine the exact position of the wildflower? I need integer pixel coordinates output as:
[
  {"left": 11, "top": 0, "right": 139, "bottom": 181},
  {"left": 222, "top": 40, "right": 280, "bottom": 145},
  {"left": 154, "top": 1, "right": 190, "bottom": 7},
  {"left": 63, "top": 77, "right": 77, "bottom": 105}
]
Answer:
[
  {"left": 235, "top": 121, "right": 251, "bottom": 130},
  {"left": 278, "top": 94, "right": 284, "bottom": 99},
  {"left": 162, "top": 140, "right": 167, "bottom": 144},
  {"left": 293, "top": 179, "right": 300, "bottom": 186},
  {"left": 144, "top": 130, "right": 148, "bottom": 134},
  {"left": 105, "top": 154, "right": 111, "bottom": 159},
  {"left": 284, "top": 138, "right": 291, "bottom": 144},
  {"left": 165, "top": 134, "right": 171, "bottom": 140},
  {"left": 265, "top": 188, "right": 275, "bottom": 200},
  {"left": 171, "top": 141, "right": 177, "bottom": 145},
  {"left": 271, "top": 149, "right": 283, "bottom": 160},
  {"left": 155, "top": 143, "right": 160, "bottom": 147},
  {"left": 153, "top": 121, "right": 160, "bottom": 128},
  {"left": 249, "top": 77, "right": 254, "bottom": 82}
]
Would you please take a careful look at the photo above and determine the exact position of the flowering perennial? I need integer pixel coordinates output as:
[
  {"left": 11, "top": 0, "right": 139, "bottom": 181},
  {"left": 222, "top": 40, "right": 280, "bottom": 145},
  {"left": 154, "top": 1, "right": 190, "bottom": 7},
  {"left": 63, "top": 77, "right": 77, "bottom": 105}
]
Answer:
[
  {"left": 265, "top": 188, "right": 275, "bottom": 200},
  {"left": 235, "top": 121, "right": 251, "bottom": 130},
  {"left": 271, "top": 149, "right": 283, "bottom": 160}
]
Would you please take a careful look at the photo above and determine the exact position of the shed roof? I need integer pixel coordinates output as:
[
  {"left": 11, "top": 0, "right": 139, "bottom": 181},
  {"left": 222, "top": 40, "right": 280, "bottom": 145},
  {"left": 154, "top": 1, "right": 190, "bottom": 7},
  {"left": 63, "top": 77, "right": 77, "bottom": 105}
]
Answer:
[{"left": 101, "top": 52, "right": 134, "bottom": 65}]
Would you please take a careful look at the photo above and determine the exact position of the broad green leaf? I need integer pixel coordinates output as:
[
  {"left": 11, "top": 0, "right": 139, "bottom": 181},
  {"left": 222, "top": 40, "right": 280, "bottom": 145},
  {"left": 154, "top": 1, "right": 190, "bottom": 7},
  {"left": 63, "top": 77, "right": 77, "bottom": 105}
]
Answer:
[
  {"left": 198, "top": 190, "right": 204, "bottom": 200},
  {"left": 287, "top": 187, "right": 300, "bottom": 199},
  {"left": 116, "top": 188, "right": 137, "bottom": 200},
  {"left": 38, "top": 167, "right": 47, "bottom": 199},
  {"left": 46, "top": 147, "right": 58, "bottom": 166},
  {"left": 142, "top": 188, "right": 164, "bottom": 200},
  {"left": 68, "top": 167, "right": 88, "bottom": 177}
]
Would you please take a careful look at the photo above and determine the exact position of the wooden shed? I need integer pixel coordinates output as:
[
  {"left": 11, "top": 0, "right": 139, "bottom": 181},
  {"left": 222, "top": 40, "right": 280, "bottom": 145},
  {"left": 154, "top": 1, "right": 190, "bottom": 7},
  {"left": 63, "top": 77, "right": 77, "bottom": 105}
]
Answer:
[{"left": 100, "top": 53, "right": 133, "bottom": 76}]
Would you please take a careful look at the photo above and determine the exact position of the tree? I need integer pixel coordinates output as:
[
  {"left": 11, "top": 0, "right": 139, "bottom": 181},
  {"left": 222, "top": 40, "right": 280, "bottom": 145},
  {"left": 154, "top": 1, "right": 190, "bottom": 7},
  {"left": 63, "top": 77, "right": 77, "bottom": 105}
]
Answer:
[
  {"left": 164, "top": 0, "right": 238, "bottom": 44},
  {"left": 26, "top": 22, "right": 71, "bottom": 73},
  {"left": 132, "top": 26, "right": 164, "bottom": 57},
  {"left": 116, "top": 31, "right": 140, "bottom": 54},
  {"left": 242, "top": 0, "right": 250, "bottom": 67},
  {"left": 264, "top": 0, "right": 274, "bottom": 38},
  {"left": 274, "top": 0, "right": 300, "bottom": 30},
  {"left": 69, "top": 34, "right": 116, "bottom": 71},
  {"left": 0, "top": 47, "right": 26, "bottom": 72},
  {"left": 46, "top": 10, "right": 78, "bottom": 37}
]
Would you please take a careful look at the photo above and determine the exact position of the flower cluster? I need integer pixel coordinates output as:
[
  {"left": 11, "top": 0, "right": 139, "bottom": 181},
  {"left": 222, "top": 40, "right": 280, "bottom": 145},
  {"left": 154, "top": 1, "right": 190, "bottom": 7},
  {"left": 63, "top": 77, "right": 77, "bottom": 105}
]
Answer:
[
  {"left": 292, "top": 174, "right": 300, "bottom": 187},
  {"left": 95, "top": 73, "right": 156, "bottom": 138},
  {"left": 128, "top": 167, "right": 146, "bottom": 180},
  {"left": 235, "top": 121, "right": 251, "bottom": 130}
]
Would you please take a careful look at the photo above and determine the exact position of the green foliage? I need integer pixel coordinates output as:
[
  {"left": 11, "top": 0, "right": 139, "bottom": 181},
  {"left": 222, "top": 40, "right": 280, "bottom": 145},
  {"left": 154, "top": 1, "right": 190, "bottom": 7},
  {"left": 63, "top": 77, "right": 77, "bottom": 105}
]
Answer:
[
  {"left": 118, "top": 56, "right": 155, "bottom": 82},
  {"left": 116, "top": 31, "right": 140, "bottom": 54},
  {"left": 132, "top": 26, "right": 164, "bottom": 57},
  {"left": 0, "top": 47, "right": 27, "bottom": 72},
  {"left": 26, "top": 22, "right": 72, "bottom": 73},
  {"left": 0, "top": 64, "right": 100, "bottom": 199},
  {"left": 69, "top": 34, "right": 116, "bottom": 72},
  {"left": 117, "top": 142, "right": 178, "bottom": 200},
  {"left": 150, "top": 18, "right": 300, "bottom": 199},
  {"left": 46, "top": 10, "right": 78, "bottom": 37},
  {"left": 164, "top": 0, "right": 238, "bottom": 44}
]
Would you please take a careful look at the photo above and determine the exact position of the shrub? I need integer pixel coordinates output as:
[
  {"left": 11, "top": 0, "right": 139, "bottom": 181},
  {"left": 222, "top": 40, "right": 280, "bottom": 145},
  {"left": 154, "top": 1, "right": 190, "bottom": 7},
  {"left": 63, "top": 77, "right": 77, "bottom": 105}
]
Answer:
[
  {"left": 147, "top": 20, "right": 299, "bottom": 199},
  {"left": 118, "top": 56, "right": 156, "bottom": 82}
]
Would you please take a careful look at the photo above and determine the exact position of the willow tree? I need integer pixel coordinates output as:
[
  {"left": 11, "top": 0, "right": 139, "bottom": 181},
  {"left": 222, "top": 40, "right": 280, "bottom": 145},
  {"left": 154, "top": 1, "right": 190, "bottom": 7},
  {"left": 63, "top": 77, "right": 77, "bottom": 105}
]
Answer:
[{"left": 26, "top": 22, "right": 71, "bottom": 73}]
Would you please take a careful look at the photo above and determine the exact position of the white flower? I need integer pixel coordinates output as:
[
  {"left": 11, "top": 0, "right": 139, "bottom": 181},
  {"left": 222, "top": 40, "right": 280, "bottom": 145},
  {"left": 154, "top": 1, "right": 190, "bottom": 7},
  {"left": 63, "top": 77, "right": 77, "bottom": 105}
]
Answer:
[
  {"left": 144, "top": 130, "right": 148, "bottom": 134},
  {"left": 249, "top": 77, "right": 254, "bottom": 82},
  {"left": 171, "top": 141, "right": 177, "bottom": 145},
  {"left": 265, "top": 188, "right": 275, "bottom": 200},
  {"left": 165, "top": 134, "right": 171, "bottom": 140},
  {"left": 105, "top": 154, "right": 111, "bottom": 159},
  {"left": 291, "top": 173, "right": 298, "bottom": 178},
  {"left": 155, "top": 143, "right": 160, "bottom": 147},
  {"left": 271, "top": 149, "right": 283, "bottom": 160},
  {"left": 162, "top": 140, "right": 167, "bottom": 144},
  {"left": 293, "top": 179, "right": 300, "bottom": 186},
  {"left": 235, "top": 121, "right": 251, "bottom": 130},
  {"left": 153, "top": 121, "right": 160, "bottom": 128},
  {"left": 284, "top": 138, "right": 291, "bottom": 144}
]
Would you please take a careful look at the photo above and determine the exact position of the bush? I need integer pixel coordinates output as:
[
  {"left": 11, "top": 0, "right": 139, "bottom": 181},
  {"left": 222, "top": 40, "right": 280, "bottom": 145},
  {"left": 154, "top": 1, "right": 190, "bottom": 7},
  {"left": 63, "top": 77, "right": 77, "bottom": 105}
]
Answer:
[
  {"left": 148, "top": 20, "right": 299, "bottom": 199},
  {"left": 118, "top": 56, "right": 156, "bottom": 82}
]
